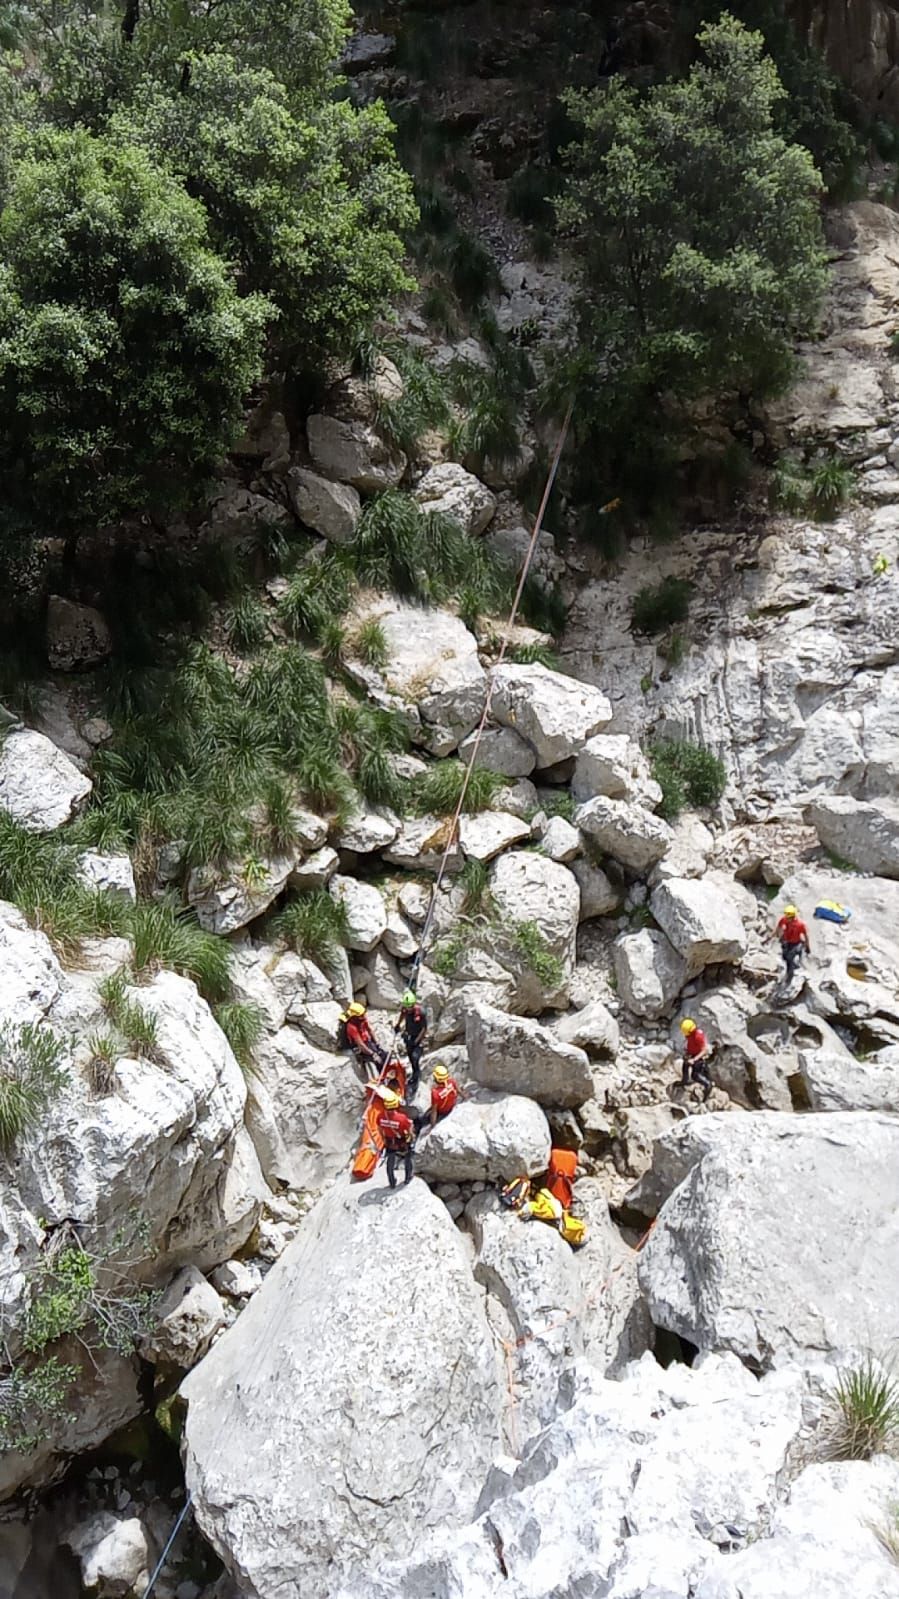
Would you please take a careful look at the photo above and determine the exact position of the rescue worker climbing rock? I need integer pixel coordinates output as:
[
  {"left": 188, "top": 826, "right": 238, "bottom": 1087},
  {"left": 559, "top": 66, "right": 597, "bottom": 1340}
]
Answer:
[
  {"left": 680, "top": 1018, "right": 712, "bottom": 1101},
  {"left": 377, "top": 1091, "right": 414, "bottom": 1188},
  {"left": 396, "top": 990, "right": 428, "bottom": 1098},
  {"left": 412, "top": 1062, "right": 464, "bottom": 1135},
  {"left": 774, "top": 904, "right": 811, "bottom": 981},
  {"left": 340, "top": 1002, "right": 388, "bottom": 1077}
]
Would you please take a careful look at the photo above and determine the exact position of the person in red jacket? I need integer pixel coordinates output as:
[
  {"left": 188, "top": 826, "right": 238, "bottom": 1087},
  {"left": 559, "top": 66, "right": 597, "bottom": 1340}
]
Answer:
[
  {"left": 774, "top": 904, "right": 811, "bottom": 981},
  {"left": 377, "top": 1091, "right": 414, "bottom": 1187},
  {"left": 342, "top": 1002, "right": 388, "bottom": 1076},
  {"left": 679, "top": 1018, "right": 712, "bottom": 1101},
  {"left": 428, "top": 1063, "right": 461, "bottom": 1126}
]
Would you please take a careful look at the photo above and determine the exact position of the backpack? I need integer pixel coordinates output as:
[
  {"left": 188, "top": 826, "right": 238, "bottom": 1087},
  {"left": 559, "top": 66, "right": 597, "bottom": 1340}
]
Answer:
[
  {"left": 337, "top": 1012, "right": 351, "bottom": 1050},
  {"left": 814, "top": 900, "right": 851, "bottom": 925}
]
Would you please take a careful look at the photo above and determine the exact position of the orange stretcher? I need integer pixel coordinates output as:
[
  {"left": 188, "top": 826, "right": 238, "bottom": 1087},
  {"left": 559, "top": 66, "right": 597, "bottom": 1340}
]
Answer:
[{"left": 350, "top": 1058, "right": 407, "bottom": 1182}]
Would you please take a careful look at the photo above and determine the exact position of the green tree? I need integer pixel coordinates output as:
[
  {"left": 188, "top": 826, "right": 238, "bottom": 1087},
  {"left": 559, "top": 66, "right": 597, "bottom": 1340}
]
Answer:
[
  {"left": 111, "top": 52, "right": 415, "bottom": 362},
  {"left": 559, "top": 14, "right": 827, "bottom": 487},
  {"left": 0, "top": 127, "right": 268, "bottom": 553}
]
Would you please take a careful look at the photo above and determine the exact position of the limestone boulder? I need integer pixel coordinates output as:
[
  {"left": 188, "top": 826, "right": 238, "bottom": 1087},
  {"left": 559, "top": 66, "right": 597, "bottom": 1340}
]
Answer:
[
  {"left": 46, "top": 596, "right": 112, "bottom": 672},
  {"left": 571, "top": 733, "right": 660, "bottom": 806},
  {"left": 799, "top": 1048, "right": 899, "bottom": 1112},
  {"left": 332, "top": 806, "right": 399, "bottom": 854},
  {"left": 467, "top": 1003, "right": 593, "bottom": 1107},
  {"left": 348, "top": 600, "right": 486, "bottom": 756},
  {"left": 576, "top": 796, "right": 673, "bottom": 872},
  {"left": 540, "top": 815, "right": 581, "bottom": 862},
  {"left": 141, "top": 1265, "right": 226, "bottom": 1371},
  {"left": 187, "top": 855, "right": 295, "bottom": 936},
  {"left": 457, "top": 725, "right": 536, "bottom": 777},
  {"left": 650, "top": 876, "right": 747, "bottom": 974},
  {"left": 76, "top": 851, "right": 136, "bottom": 904},
  {"left": 246, "top": 1026, "right": 360, "bottom": 1190},
  {"left": 638, "top": 1111, "right": 899, "bottom": 1364},
  {"left": 488, "top": 850, "right": 580, "bottom": 1011},
  {"left": 183, "top": 1178, "right": 503, "bottom": 1599},
  {"left": 570, "top": 857, "right": 619, "bottom": 919},
  {"left": 289, "top": 845, "right": 338, "bottom": 890},
  {"left": 806, "top": 795, "right": 899, "bottom": 877},
  {"left": 327, "top": 355, "right": 404, "bottom": 425},
  {"left": 0, "top": 728, "right": 92, "bottom": 831},
  {"left": 489, "top": 663, "right": 612, "bottom": 767},
  {"left": 287, "top": 466, "right": 361, "bottom": 543},
  {"left": 383, "top": 814, "right": 463, "bottom": 874},
  {"left": 416, "top": 1089, "right": 550, "bottom": 1182},
  {"left": 413, "top": 462, "right": 497, "bottom": 536},
  {"left": 306, "top": 413, "right": 406, "bottom": 492},
  {"left": 62, "top": 1511, "right": 153, "bottom": 1599},
  {"left": 458, "top": 810, "right": 530, "bottom": 862},
  {"left": 329, "top": 875, "right": 387, "bottom": 952},
  {"left": 650, "top": 814, "right": 715, "bottom": 884},
  {"left": 613, "top": 929, "right": 689, "bottom": 1019},
  {"left": 553, "top": 1000, "right": 619, "bottom": 1059}
]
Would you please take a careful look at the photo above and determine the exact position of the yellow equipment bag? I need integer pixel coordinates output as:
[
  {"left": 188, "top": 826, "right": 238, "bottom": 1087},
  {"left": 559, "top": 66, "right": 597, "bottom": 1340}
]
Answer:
[{"left": 558, "top": 1212, "right": 587, "bottom": 1248}]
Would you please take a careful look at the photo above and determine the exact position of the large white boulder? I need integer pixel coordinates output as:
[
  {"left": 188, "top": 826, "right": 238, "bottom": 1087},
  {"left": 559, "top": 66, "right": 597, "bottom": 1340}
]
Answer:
[
  {"left": 62, "top": 1511, "right": 153, "bottom": 1599},
  {"left": 571, "top": 733, "right": 660, "bottom": 806},
  {"left": 0, "top": 728, "right": 92, "bottom": 831},
  {"left": 187, "top": 855, "right": 296, "bottom": 936},
  {"left": 576, "top": 796, "right": 673, "bottom": 871},
  {"left": 650, "top": 876, "right": 747, "bottom": 973},
  {"left": 458, "top": 810, "right": 530, "bottom": 862},
  {"left": 613, "top": 929, "right": 689, "bottom": 1018},
  {"left": 638, "top": 1111, "right": 899, "bottom": 1364},
  {"left": 806, "top": 794, "right": 899, "bottom": 877},
  {"left": 329, "top": 874, "right": 387, "bottom": 952},
  {"left": 416, "top": 1089, "right": 550, "bottom": 1182},
  {"left": 349, "top": 601, "right": 487, "bottom": 756},
  {"left": 467, "top": 1003, "right": 593, "bottom": 1107},
  {"left": 570, "top": 857, "right": 619, "bottom": 919},
  {"left": 306, "top": 413, "right": 406, "bottom": 492},
  {"left": 540, "top": 815, "right": 581, "bottom": 862},
  {"left": 76, "top": 851, "right": 136, "bottom": 903},
  {"left": 488, "top": 850, "right": 580, "bottom": 1011},
  {"left": 183, "top": 1178, "right": 503, "bottom": 1599},
  {"left": 383, "top": 813, "right": 463, "bottom": 874},
  {"left": 413, "top": 462, "right": 497, "bottom": 536},
  {"left": 287, "top": 466, "right": 361, "bottom": 543},
  {"left": 141, "top": 1265, "right": 226, "bottom": 1371},
  {"left": 799, "top": 1048, "right": 899, "bottom": 1112},
  {"left": 553, "top": 1000, "right": 619, "bottom": 1058},
  {"left": 457, "top": 725, "right": 536, "bottom": 777},
  {"left": 332, "top": 806, "right": 400, "bottom": 854},
  {"left": 650, "top": 813, "right": 715, "bottom": 884},
  {"left": 489, "top": 664, "right": 612, "bottom": 767},
  {"left": 246, "top": 1026, "right": 360, "bottom": 1190}
]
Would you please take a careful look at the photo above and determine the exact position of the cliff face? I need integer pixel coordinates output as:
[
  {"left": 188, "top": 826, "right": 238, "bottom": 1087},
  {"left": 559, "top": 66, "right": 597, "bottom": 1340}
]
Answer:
[{"left": 792, "top": 0, "right": 899, "bottom": 115}]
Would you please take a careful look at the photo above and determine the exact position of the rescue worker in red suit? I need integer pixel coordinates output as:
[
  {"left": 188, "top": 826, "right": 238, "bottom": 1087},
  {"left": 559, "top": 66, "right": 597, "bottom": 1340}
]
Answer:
[
  {"left": 774, "top": 904, "right": 811, "bottom": 981},
  {"left": 377, "top": 1091, "right": 414, "bottom": 1187},
  {"left": 680, "top": 1018, "right": 712, "bottom": 1102},
  {"left": 343, "top": 1002, "right": 388, "bottom": 1074}
]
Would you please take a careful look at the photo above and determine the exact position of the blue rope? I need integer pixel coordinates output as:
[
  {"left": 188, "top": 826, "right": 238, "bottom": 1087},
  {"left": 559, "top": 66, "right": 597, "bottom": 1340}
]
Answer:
[{"left": 140, "top": 1490, "right": 194, "bottom": 1599}]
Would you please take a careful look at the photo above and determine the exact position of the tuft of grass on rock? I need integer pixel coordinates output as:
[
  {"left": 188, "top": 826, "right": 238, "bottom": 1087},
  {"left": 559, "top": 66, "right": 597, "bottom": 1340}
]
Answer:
[
  {"left": 272, "top": 890, "right": 349, "bottom": 966},
  {"left": 631, "top": 577, "right": 692, "bottom": 636},
  {"left": 825, "top": 1357, "right": 899, "bottom": 1461}
]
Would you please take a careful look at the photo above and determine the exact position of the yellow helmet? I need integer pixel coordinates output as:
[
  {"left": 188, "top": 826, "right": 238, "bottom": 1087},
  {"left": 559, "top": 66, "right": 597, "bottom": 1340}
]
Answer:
[
  {"left": 782, "top": 905, "right": 798, "bottom": 919},
  {"left": 347, "top": 1002, "right": 366, "bottom": 1017},
  {"left": 382, "top": 1091, "right": 401, "bottom": 1109},
  {"left": 680, "top": 1018, "right": 697, "bottom": 1035},
  {"left": 432, "top": 1064, "right": 449, "bottom": 1082}
]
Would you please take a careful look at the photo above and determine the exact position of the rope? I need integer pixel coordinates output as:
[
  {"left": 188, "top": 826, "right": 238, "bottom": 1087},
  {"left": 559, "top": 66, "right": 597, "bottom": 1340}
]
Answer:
[
  {"left": 140, "top": 1491, "right": 193, "bottom": 1599},
  {"left": 412, "top": 400, "right": 575, "bottom": 974}
]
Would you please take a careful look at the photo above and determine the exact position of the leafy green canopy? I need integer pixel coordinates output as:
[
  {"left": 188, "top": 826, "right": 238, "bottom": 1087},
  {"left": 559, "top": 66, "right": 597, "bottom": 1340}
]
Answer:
[
  {"left": 558, "top": 15, "right": 827, "bottom": 474},
  {"left": 0, "top": 128, "right": 267, "bottom": 535},
  {"left": 0, "top": 0, "right": 415, "bottom": 539}
]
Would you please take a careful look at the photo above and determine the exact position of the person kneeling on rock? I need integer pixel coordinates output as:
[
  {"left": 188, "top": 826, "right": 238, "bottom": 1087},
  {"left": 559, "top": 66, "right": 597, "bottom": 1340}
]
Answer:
[
  {"left": 680, "top": 1018, "right": 712, "bottom": 1102},
  {"left": 377, "top": 1091, "right": 415, "bottom": 1188}
]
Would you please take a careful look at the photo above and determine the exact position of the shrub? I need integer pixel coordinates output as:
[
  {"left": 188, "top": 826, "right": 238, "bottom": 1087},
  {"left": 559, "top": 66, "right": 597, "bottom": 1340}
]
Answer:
[
  {"left": 447, "top": 232, "right": 501, "bottom": 309},
  {"left": 128, "top": 898, "right": 231, "bottom": 1002},
  {"left": 631, "top": 577, "right": 693, "bottom": 636},
  {"left": 429, "top": 929, "right": 465, "bottom": 978},
  {"left": 508, "top": 641, "right": 559, "bottom": 668},
  {"left": 512, "top": 920, "right": 563, "bottom": 988},
  {"left": 356, "top": 619, "right": 389, "bottom": 671},
  {"left": 374, "top": 344, "right": 451, "bottom": 455},
  {"left": 459, "top": 858, "right": 495, "bottom": 919},
  {"left": 214, "top": 1001, "right": 265, "bottom": 1073},
  {"left": 650, "top": 741, "right": 727, "bottom": 820},
  {"left": 542, "top": 790, "right": 575, "bottom": 823},
  {"left": 770, "top": 455, "right": 810, "bottom": 514},
  {"left": 0, "top": 814, "right": 128, "bottom": 955},
  {"left": 0, "top": 1356, "right": 78, "bottom": 1453},
  {"left": 826, "top": 1357, "right": 899, "bottom": 1460},
  {"left": 809, "top": 457, "right": 854, "bottom": 519},
  {"left": 224, "top": 593, "right": 268, "bottom": 654},
  {"left": 0, "top": 1022, "right": 66, "bottom": 1149},
  {"left": 507, "top": 164, "right": 558, "bottom": 228},
  {"left": 98, "top": 970, "right": 160, "bottom": 1061},
  {"left": 273, "top": 891, "right": 350, "bottom": 965},
  {"left": 414, "top": 761, "right": 506, "bottom": 817}
]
